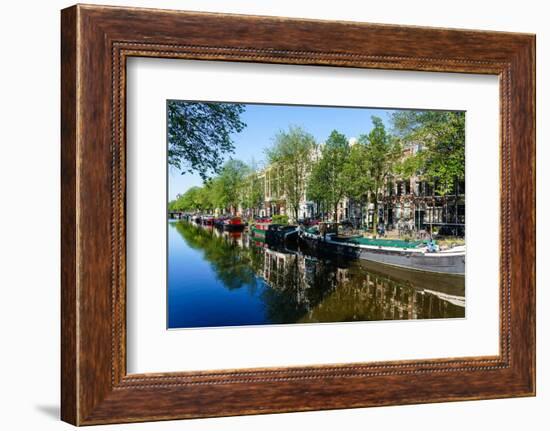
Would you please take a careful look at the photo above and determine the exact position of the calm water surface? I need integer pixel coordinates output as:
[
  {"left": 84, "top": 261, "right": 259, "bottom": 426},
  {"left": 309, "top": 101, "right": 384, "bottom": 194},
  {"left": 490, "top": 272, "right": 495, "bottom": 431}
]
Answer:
[{"left": 168, "top": 220, "right": 465, "bottom": 329}]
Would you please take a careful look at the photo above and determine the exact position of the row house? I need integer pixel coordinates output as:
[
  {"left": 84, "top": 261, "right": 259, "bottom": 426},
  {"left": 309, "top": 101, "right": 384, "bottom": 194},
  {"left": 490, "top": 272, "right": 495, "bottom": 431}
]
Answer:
[
  {"left": 343, "top": 142, "right": 465, "bottom": 236},
  {"left": 238, "top": 139, "right": 464, "bottom": 237}
]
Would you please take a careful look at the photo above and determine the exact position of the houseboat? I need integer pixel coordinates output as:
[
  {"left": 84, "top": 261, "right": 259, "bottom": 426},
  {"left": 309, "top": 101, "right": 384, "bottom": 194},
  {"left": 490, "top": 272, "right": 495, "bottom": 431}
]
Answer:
[
  {"left": 298, "top": 223, "right": 465, "bottom": 276},
  {"left": 213, "top": 216, "right": 227, "bottom": 229},
  {"left": 223, "top": 216, "right": 246, "bottom": 232},
  {"left": 251, "top": 219, "right": 298, "bottom": 246},
  {"left": 250, "top": 220, "right": 270, "bottom": 241},
  {"left": 201, "top": 215, "right": 215, "bottom": 226},
  {"left": 267, "top": 224, "right": 299, "bottom": 245}
]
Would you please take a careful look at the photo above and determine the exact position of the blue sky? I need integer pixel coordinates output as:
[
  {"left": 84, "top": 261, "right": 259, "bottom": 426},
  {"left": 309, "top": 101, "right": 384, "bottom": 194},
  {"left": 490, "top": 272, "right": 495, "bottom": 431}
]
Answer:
[{"left": 168, "top": 103, "right": 397, "bottom": 200}]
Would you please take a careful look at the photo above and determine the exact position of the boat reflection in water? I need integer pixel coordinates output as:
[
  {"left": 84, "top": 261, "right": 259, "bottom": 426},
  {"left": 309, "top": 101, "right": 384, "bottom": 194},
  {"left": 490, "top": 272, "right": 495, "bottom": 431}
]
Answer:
[{"left": 168, "top": 220, "right": 465, "bottom": 329}]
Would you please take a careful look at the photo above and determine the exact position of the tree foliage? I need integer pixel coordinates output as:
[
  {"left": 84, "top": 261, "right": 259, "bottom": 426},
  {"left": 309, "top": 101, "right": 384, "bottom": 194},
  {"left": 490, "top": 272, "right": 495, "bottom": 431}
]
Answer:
[
  {"left": 354, "top": 117, "right": 402, "bottom": 231},
  {"left": 266, "top": 127, "right": 316, "bottom": 221},
  {"left": 392, "top": 110, "right": 465, "bottom": 195},
  {"left": 341, "top": 143, "right": 374, "bottom": 214},
  {"left": 307, "top": 130, "right": 350, "bottom": 221},
  {"left": 168, "top": 101, "right": 247, "bottom": 181},
  {"left": 170, "top": 111, "right": 466, "bottom": 233},
  {"left": 170, "top": 186, "right": 207, "bottom": 212},
  {"left": 208, "top": 159, "right": 250, "bottom": 212},
  {"left": 239, "top": 159, "right": 265, "bottom": 216}
]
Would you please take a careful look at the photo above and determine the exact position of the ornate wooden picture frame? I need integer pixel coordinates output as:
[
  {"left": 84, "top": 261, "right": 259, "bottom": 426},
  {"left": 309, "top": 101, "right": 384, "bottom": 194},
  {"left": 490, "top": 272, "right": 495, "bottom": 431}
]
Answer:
[{"left": 61, "top": 4, "right": 535, "bottom": 425}]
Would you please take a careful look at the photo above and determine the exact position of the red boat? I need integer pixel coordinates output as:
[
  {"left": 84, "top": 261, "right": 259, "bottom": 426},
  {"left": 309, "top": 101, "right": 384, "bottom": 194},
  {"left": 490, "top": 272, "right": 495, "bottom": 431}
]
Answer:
[
  {"left": 201, "top": 215, "right": 215, "bottom": 226},
  {"left": 223, "top": 216, "right": 245, "bottom": 232}
]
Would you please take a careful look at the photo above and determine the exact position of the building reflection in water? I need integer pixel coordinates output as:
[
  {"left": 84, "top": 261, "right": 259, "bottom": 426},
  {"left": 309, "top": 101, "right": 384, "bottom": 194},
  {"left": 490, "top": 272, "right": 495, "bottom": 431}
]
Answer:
[{"left": 170, "top": 221, "right": 465, "bottom": 328}]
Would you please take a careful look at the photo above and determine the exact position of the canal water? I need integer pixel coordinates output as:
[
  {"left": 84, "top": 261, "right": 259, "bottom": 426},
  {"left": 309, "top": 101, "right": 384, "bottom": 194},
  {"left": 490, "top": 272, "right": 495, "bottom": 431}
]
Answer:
[{"left": 168, "top": 220, "right": 465, "bottom": 329}]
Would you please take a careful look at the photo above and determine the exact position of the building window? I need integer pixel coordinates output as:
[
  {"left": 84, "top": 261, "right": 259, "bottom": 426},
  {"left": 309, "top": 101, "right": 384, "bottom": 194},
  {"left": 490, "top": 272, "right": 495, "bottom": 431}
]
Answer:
[
  {"left": 425, "top": 182, "right": 433, "bottom": 196},
  {"left": 458, "top": 180, "right": 465, "bottom": 195}
]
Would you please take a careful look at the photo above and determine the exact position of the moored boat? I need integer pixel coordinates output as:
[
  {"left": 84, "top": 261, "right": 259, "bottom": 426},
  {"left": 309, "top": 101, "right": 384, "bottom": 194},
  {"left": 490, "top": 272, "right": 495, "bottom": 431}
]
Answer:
[
  {"left": 251, "top": 220, "right": 298, "bottom": 246},
  {"left": 266, "top": 224, "right": 299, "bottom": 245},
  {"left": 201, "top": 215, "right": 215, "bottom": 226},
  {"left": 250, "top": 220, "right": 270, "bottom": 241},
  {"left": 298, "top": 224, "right": 464, "bottom": 275},
  {"left": 213, "top": 216, "right": 227, "bottom": 229},
  {"left": 223, "top": 216, "right": 246, "bottom": 232}
]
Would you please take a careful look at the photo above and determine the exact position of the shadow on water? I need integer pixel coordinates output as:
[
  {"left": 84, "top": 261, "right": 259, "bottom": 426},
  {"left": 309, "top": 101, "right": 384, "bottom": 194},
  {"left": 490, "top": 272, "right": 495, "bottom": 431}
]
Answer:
[{"left": 170, "top": 221, "right": 465, "bottom": 328}]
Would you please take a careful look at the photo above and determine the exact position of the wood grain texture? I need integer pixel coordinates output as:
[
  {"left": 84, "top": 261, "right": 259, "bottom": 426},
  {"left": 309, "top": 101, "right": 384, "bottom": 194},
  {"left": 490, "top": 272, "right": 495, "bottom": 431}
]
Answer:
[
  {"left": 60, "top": 5, "right": 78, "bottom": 425},
  {"left": 60, "top": 4, "right": 536, "bottom": 425}
]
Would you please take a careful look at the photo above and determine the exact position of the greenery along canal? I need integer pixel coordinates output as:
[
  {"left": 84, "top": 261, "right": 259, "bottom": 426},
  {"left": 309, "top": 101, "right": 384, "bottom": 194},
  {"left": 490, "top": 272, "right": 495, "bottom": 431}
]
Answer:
[{"left": 168, "top": 221, "right": 465, "bottom": 329}]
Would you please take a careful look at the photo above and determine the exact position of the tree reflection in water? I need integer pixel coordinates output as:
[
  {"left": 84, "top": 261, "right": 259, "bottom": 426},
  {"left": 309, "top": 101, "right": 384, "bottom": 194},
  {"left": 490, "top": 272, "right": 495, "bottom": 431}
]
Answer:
[{"left": 171, "top": 221, "right": 465, "bottom": 328}]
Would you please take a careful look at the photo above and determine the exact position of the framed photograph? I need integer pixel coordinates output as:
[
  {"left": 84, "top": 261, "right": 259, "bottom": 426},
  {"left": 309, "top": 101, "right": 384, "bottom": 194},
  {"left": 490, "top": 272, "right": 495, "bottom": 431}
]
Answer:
[
  {"left": 61, "top": 4, "right": 535, "bottom": 425},
  {"left": 165, "top": 101, "right": 467, "bottom": 331}
]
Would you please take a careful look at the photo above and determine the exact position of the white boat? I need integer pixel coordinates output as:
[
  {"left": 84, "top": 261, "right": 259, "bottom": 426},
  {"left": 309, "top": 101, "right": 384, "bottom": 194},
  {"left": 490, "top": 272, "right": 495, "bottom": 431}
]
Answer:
[{"left": 299, "top": 228, "right": 465, "bottom": 275}]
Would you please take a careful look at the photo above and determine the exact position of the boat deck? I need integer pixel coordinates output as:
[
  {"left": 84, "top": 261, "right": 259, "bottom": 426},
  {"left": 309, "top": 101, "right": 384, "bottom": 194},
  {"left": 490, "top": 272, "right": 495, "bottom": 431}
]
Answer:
[{"left": 333, "top": 236, "right": 426, "bottom": 249}]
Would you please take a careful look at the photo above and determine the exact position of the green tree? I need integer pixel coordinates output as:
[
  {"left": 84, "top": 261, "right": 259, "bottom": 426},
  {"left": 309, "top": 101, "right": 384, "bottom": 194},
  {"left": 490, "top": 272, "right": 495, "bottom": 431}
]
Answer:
[
  {"left": 391, "top": 110, "right": 465, "bottom": 195},
  {"left": 168, "top": 101, "right": 247, "bottom": 181},
  {"left": 307, "top": 130, "right": 350, "bottom": 222},
  {"left": 341, "top": 143, "right": 374, "bottom": 225},
  {"left": 208, "top": 159, "right": 250, "bottom": 213},
  {"left": 239, "top": 160, "right": 265, "bottom": 217},
  {"left": 171, "top": 186, "right": 203, "bottom": 212},
  {"left": 266, "top": 127, "right": 316, "bottom": 222},
  {"left": 196, "top": 184, "right": 215, "bottom": 212},
  {"left": 357, "top": 117, "right": 401, "bottom": 233}
]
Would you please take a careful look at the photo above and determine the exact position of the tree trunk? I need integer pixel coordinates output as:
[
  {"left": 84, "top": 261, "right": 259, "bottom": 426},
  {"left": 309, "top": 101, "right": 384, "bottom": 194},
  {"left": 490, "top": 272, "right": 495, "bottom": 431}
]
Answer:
[
  {"left": 372, "top": 185, "right": 379, "bottom": 234},
  {"left": 372, "top": 199, "right": 378, "bottom": 234}
]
